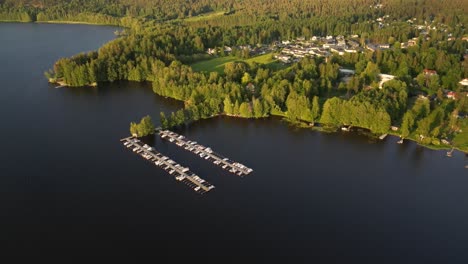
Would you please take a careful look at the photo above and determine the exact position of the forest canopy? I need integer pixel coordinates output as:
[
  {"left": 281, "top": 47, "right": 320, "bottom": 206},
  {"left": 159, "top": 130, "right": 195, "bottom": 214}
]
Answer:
[{"left": 2, "top": 0, "right": 466, "bottom": 151}]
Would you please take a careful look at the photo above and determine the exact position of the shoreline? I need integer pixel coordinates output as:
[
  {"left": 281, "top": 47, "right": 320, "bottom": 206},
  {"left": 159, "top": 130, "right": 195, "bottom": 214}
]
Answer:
[
  {"left": 52, "top": 79, "right": 468, "bottom": 154},
  {"left": 0, "top": 20, "right": 118, "bottom": 26},
  {"left": 36, "top": 20, "right": 119, "bottom": 26},
  {"left": 48, "top": 78, "right": 97, "bottom": 88},
  {"left": 169, "top": 112, "right": 468, "bottom": 154}
]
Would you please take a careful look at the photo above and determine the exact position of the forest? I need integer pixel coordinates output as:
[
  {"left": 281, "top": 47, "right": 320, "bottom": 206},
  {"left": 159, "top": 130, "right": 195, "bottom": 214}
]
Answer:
[{"left": 1, "top": 0, "right": 467, "bottom": 151}]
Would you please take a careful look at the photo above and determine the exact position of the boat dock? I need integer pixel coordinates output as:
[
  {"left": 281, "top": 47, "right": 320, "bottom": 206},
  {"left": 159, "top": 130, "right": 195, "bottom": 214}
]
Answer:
[
  {"left": 156, "top": 129, "right": 253, "bottom": 177},
  {"left": 379, "top": 134, "right": 388, "bottom": 140},
  {"left": 120, "top": 137, "right": 215, "bottom": 194}
]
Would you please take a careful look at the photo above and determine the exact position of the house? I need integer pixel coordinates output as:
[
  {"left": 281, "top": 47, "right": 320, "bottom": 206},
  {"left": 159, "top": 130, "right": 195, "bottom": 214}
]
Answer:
[
  {"left": 366, "top": 43, "right": 378, "bottom": 52},
  {"left": 330, "top": 46, "right": 345, "bottom": 55},
  {"left": 447, "top": 91, "right": 456, "bottom": 99},
  {"left": 339, "top": 68, "right": 355, "bottom": 76},
  {"left": 347, "top": 40, "right": 360, "bottom": 48},
  {"left": 378, "top": 74, "right": 395, "bottom": 89},
  {"left": 207, "top": 48, "right": 217, "bottom": 55},
  {"left": 246, "top": 83, "right": 255, "bottom": 93},
  {"left": 296, "top": 36, "right": 306, "bottom": 42},
  {"left": 276, "top": 55, "right": 291, "bottom": 63},
  {"left": 366, "top": 44, "right": 390, "bottom": 52},
  {"left": 423, "top": 69, "right": 437, "bottom": 76},
  {"left": 459, "top": 78, "right": 468, "bottom": 86},
  {"left": 344, "top": 48, "right": 358, "bottom": 53},
  {"left": 336, "top": 36, "right": 346, "bottom": 47},
  {"left": 379, "top": 44, "right": 390, "bottom": 49},
  {"left": 407, "top": 39, "right": 417, "bottom": 47}
]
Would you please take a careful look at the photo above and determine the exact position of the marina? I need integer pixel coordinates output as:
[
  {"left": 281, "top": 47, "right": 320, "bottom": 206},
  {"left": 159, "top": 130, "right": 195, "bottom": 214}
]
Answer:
[
  {"left": 157, "top": 129, "right": 253, "bottom": 177},
  {"left": 120, "top": 136, "right": 215, "bottom": 194}
]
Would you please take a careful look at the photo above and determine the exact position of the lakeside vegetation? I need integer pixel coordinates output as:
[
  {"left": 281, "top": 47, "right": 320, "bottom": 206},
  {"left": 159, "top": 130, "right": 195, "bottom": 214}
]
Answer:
[
  {"left": 130, "top": 115, "right": 155, "bottom": 137},
  {"left": 2, "top": 0, "right": 467, "bottom": 152}
]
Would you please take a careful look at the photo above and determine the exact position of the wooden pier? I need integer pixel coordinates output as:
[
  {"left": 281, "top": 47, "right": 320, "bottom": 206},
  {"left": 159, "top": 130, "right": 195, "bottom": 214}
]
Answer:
[
  {"left": 120, "top": 136, "right": 215, "bottom": 194},
  {"left": 379, "top": 134, "right": 388, "bottom": 140},
  {"left": 156, "top": 129, "right": 253, "bottom": 177}
]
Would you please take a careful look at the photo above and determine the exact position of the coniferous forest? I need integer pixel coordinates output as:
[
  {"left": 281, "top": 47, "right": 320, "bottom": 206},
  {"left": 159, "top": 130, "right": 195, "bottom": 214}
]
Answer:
[{"left": 2, "top": 0, "right": 467, "bottom": 151}]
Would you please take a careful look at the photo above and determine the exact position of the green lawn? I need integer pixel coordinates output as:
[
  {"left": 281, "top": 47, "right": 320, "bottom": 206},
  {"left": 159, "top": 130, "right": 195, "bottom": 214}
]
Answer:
[
  {"left": 191, "top": 56, "right": 237, "bottom": 73},
  {"left": 453, "top": 119, "right": 468, "bottom": 152},
  {"left": 182, "top": 11, "right": 226, "bottom": 23},
  {"left": 191, "top": 53, "right": 287, "bottom": 74}
]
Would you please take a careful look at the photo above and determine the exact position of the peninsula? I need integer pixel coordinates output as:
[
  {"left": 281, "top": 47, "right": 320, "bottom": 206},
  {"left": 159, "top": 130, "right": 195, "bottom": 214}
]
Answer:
[{"left": 2, "top": 0, "right": 466, "bottom": 152}]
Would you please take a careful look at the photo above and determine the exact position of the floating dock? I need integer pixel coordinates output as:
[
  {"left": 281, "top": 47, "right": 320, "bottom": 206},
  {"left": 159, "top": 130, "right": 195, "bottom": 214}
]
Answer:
[
  {"left": 156, "top": 129, "right": 253, "bottom": 177},
  {"left": 120, "top": 136, "right": 215, "bottom": 194},
  {"left": 379, "top": 134, "right": 388, "bottom": 140}
]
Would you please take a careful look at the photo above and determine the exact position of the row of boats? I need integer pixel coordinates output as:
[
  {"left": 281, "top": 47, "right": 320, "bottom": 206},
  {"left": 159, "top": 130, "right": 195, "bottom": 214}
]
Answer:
[
  {"left": 122, "top": 138, "right": 215, "bottom": 194},
  {"left": 158, "top": 129, "right": 253, "bottom": 176}
]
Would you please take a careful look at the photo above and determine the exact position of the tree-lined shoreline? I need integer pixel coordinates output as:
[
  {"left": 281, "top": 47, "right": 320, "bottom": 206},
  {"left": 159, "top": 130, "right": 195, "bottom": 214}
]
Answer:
[{"left": 2, "top": 0, "right": 466, "bottom": 152}]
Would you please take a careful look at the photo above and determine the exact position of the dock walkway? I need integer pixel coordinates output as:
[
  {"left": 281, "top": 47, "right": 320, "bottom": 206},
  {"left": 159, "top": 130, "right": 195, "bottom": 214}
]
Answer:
[
  {"left": 120, "top": 136, "right": 215, "bottom": 194},
  {"left": 156, "top": 129, "right": 253, "bottom": 177}
]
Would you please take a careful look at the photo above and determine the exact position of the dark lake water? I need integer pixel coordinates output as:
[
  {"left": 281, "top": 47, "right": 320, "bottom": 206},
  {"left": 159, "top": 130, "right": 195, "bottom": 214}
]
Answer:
[{"left": 1, "top": 23, "right": 467, "bottom": 262}]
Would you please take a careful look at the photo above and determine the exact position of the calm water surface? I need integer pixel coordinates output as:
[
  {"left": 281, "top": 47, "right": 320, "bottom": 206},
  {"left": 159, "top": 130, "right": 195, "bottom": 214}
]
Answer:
[{"left": 0, "top": 23, "right": 467, "bottom": 262}]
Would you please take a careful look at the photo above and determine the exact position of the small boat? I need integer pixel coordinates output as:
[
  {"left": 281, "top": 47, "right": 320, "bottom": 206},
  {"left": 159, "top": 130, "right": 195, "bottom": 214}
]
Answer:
[{"left": 447, "top": 148, "right": 454, "bottom": 157}]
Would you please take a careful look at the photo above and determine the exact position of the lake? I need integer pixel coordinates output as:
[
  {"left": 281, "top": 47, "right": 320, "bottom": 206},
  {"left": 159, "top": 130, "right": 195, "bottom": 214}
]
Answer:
[{"left": 0, "top": 23, "right": 467, "bottom": 262}]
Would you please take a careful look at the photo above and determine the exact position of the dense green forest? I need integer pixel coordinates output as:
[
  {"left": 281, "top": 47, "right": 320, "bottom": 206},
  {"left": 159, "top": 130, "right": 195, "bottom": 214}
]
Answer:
[{"left": 1, "top": 0, "right": 467, "bottom": 151}]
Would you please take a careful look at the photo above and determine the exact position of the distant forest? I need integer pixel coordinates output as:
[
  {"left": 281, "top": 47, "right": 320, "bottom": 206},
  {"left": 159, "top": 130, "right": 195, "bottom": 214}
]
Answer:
[{"left": 1, "top": 0, "right": 467, "bottom": 26}]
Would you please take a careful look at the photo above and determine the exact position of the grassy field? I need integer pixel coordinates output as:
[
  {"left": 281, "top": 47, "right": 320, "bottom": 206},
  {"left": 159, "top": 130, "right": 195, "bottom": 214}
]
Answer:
[
  {"left": 191, "top": 53, "right": 287, "bottom": 74},
  {"left": 183, "top": 11, "right": 226, "bottom": 22},
  {"left": 453, "top": 119, "right": 468, "bottom": 152},
  {"left": 191, "top": 56, "right": 237, "bottom": 73}
]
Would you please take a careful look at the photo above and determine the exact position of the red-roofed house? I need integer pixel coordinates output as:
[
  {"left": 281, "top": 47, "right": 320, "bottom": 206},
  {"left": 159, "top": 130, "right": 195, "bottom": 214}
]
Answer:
[
  {"left": 423, "top": 69, "right": 438, "bottom": 76},
  {"left": 447, "top": 91, "right": 456, "bottom": 99}
]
